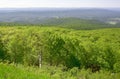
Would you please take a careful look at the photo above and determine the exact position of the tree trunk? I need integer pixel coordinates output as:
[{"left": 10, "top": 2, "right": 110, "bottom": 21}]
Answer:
[{"left": 39, "top": 52, "right": 42, "bottom": 68}]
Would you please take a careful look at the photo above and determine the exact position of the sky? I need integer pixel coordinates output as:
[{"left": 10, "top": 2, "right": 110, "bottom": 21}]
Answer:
[{"left": 0, "top": 0, "right": 120, "bottom": 8}]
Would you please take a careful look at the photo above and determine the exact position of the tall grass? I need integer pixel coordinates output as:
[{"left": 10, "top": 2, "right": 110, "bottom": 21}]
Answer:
[{"left": 0, "top": 63, "right": 120, "bottom": 79}]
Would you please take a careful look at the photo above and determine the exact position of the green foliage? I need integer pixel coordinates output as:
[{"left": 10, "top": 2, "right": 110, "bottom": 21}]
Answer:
[
  {"left": 0, "top": 39, "right": 5, "bottom": 60},
  {"left": 0, "top": 18, "right": 119, "bottom": 30},
  {"left": 0, "top": 33, "right": 6, "bottom": 60},
  {"left": 0, "top": 63, "right": 50, "bottom": 79},
  {"left": 0, "top": 63, "right": 120, "bottom": 79},
  {"left": 0, "top": 27, "right": 120, "bottom": 73}
]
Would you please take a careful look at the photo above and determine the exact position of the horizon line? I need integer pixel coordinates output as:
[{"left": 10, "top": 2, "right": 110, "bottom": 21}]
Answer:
[
  {"left": 0, "top": 7, "right": 120, "bottom": 9},
  {"left": 0, "top": 7, "right": 120, "bottom": 8}
]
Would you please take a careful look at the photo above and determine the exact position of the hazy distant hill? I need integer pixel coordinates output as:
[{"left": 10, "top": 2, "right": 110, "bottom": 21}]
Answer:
[{"left": 0, "top": 8, "right": 120, "bottom": 24}]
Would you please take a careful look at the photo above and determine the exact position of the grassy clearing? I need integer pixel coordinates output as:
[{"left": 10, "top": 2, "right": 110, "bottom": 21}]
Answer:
[
  {"left": 0, "top": 63, "right": 120, "bottom": 79},
  {"left": 0, "top": 63, "right": 50, "bottom": 79}
]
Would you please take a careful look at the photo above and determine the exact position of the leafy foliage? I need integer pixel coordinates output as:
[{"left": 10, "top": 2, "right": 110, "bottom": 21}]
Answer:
[{"left": 0, "top": 27, "right": 120, "bottom": 73}]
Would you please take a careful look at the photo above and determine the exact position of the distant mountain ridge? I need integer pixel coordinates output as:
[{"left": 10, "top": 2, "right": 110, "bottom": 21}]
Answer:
[{"left": 0, "top": 8, "right": 120, "bottom": 24}]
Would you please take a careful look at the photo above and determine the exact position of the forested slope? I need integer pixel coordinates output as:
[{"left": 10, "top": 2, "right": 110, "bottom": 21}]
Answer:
[
  {"left": 0, "top": 26, "right": 120, "bottom": 79},
  {"left": 0, "top": 18, "right": 119, "bottom": 30},
  {"left": 0, "top": 27, "right": 120, "bottom": 72}
]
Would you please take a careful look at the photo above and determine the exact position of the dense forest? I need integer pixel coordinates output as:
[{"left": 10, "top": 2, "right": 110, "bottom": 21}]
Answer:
[
  {"left": 0, "top": 26, "right": 120, "bottom": 79},
  {"left": 0, "top": 18, "right": 120, "bottom": 30}
]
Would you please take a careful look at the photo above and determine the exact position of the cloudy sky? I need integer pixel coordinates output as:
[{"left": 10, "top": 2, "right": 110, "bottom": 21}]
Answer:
[{"left": 0, "top": 0, "right": 120, "bottom": 8}]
